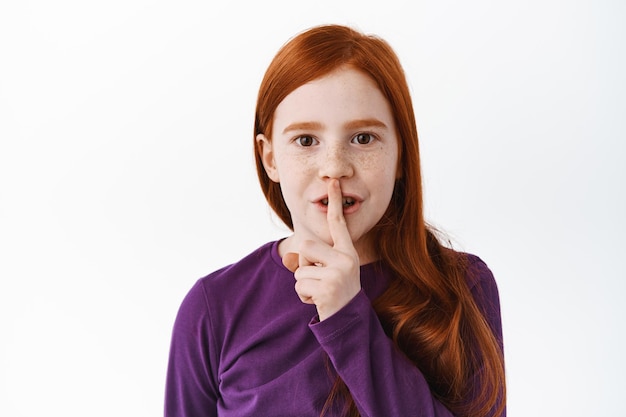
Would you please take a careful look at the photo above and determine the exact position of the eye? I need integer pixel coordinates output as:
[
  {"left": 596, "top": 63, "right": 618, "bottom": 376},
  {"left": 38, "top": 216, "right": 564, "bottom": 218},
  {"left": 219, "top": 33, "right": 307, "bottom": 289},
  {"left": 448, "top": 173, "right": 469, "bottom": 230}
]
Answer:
[
  {"left": 295, "top": 135, "right": 318, "bottom": 147},
  {"left": 352, "top": 133, "right": 375, "bottom": 145}
]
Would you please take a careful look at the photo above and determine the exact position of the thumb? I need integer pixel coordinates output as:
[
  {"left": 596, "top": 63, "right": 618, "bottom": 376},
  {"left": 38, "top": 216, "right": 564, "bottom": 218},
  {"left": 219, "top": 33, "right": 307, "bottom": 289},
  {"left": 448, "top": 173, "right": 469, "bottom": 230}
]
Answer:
[{"left": 282, "top": 252, "right": 299, "bottom": 273}]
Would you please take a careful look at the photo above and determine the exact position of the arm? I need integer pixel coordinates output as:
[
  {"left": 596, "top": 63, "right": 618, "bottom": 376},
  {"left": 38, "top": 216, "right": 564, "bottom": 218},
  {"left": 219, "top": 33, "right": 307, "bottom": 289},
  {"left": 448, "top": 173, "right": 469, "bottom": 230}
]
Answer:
[
  {"left": 287, "top": 180, "right": 504, "bottom": 415},
  {"left": 310, "top": 257, "right": 506, "bottom": 417},
  {"left": 309, "top": 290, "right": 455, "bottom": 417},
  {"left": 165, "top": 280, "right": 219, "bottom": 417}
]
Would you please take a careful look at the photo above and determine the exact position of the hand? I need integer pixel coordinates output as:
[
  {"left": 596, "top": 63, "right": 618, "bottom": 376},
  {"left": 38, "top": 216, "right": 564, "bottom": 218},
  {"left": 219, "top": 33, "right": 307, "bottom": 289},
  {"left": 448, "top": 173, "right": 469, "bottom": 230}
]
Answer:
[{"left": 282, "top": 179, "right": 361, "bottom": 321}]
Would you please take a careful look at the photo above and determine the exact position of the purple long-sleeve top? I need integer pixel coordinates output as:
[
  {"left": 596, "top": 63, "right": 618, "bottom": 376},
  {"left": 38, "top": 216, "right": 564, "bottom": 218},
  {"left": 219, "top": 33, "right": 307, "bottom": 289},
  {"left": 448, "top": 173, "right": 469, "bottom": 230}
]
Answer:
[{"left": 165, "top": 240, "right": 505, "bottom": 416}]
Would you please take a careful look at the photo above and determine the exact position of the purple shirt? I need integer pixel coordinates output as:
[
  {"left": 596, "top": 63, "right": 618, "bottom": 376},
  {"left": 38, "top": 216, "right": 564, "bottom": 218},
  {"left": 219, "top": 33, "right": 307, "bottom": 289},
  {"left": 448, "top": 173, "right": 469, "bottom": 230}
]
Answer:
[{"left": 165, "top": 240, "right": 505, "bottom": 416}]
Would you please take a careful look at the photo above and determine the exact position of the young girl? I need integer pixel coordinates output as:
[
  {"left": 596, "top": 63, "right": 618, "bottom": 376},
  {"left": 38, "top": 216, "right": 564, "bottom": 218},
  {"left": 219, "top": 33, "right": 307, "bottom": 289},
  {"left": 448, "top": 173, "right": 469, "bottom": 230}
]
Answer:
[{"left": 165, "top": 24, "right": 506, "bottom": 417}]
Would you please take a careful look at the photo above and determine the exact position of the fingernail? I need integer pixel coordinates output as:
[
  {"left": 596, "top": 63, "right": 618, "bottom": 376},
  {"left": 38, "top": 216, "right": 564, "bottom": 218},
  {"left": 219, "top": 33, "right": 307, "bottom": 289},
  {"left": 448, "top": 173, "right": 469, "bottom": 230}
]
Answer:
[{"left": 282, "top": 252, "right": 299, "bottom": 273}]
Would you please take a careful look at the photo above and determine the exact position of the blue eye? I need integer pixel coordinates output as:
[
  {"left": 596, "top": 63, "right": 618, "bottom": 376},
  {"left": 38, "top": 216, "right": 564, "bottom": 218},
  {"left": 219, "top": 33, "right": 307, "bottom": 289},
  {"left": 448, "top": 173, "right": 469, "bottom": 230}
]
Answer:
[
  {"left": 352, "top": 133, "right": 374, "bottom": 145},
  {"left": 296, "top": 136, "right": 317, "bottom": 146}
]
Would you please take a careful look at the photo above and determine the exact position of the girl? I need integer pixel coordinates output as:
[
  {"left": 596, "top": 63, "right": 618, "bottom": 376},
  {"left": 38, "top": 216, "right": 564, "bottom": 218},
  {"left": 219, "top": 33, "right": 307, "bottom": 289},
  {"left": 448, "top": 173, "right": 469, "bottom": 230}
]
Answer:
[{"left": 165, "top": 24, "right": 506, "bottom": 417}]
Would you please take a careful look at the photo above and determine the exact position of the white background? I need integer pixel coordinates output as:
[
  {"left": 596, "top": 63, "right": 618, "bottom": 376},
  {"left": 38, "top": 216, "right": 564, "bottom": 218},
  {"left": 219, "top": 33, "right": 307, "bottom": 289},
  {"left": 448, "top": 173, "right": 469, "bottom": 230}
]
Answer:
[{"left": 1, "top": 1, "right": 624, "bottom": 416}]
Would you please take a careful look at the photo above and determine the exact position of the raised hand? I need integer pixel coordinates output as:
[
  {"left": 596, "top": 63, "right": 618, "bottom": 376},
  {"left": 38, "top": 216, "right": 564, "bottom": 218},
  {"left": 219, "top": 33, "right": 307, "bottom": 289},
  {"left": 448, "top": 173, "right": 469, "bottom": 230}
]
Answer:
[{"left": 282, "top": 179, "right": 361, "bottom": 321}]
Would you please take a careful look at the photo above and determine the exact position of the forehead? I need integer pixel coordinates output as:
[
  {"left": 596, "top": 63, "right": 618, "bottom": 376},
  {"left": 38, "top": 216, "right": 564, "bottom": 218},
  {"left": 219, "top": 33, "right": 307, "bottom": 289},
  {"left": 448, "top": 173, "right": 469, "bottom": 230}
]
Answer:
[{"left": 272, "top": 67, "right": 394, "bottom": 131}]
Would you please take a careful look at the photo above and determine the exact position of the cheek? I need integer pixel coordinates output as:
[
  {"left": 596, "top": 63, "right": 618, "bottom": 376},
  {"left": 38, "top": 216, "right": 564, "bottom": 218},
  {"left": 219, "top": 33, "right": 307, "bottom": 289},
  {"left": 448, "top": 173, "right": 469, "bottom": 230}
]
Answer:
[
  {"left": 359, "top": 148, "right": 398, "bottom": 181},
  {"left": 275, "top": 155, "right": 314, "bottom": 204},
  {"left": 275, "top": 150, "right": 314, "bottom": 174},
  {"left": 362, "top": 153, "right": 399, "bottom": 212}
]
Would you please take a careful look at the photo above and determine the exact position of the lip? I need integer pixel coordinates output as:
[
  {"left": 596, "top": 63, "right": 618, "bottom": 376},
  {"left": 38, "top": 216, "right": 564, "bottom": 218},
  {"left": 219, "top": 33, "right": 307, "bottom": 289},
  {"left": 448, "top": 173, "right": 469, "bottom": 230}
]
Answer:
[{"left": 313, "top": 193, "right": 363, "bottom": 215}]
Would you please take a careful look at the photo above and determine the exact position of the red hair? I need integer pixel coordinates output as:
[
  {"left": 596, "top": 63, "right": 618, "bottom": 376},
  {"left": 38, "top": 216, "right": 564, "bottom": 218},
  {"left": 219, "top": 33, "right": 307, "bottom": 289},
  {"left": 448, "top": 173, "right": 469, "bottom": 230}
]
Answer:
[{"left": 254, "top": 24, "right": 505, "bottom": 417}]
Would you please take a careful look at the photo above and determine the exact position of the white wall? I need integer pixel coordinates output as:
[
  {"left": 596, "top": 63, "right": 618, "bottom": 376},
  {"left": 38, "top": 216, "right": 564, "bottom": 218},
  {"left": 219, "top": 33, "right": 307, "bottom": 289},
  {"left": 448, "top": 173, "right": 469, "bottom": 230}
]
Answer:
[{"left": 1, "top": 1, "right": 624, "bottom": 416}]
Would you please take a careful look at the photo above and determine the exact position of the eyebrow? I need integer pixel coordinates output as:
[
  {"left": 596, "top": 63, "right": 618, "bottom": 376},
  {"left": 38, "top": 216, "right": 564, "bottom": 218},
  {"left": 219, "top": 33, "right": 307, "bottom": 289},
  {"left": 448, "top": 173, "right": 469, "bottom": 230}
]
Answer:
[
  {"left": 282, "top": 121, "right": 323, "bottom": 134},
  {"left": 343, "top": 118, "right": 388, "bottom": 130},
  {"left": 282, "top": 118, "right": 388, "bottom": 134}
]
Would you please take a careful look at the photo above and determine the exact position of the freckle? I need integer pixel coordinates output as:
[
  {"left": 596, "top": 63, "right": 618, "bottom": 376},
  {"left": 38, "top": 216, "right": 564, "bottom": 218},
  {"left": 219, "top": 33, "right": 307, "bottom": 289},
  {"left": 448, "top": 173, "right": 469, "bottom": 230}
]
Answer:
[
  {"left": 293, "top": 153, "right": 309, "bottom": 164},
  {"left": 360, "top": 145, "right": 386, "bottom": 170},
  {"left": 358, "top": 153, "right": 373, "bottom": 170}
]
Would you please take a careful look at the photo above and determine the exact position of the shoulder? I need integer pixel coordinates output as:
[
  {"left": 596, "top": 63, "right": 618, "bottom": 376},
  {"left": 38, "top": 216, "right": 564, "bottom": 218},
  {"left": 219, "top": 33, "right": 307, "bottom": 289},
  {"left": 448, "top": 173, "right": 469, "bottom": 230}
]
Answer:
[
  {"left": 191, "top": 239, "right": 297, "bottom": 318},
  {"left": 440, "top": 249, "right": 500, "bottom": 301},
  {"left": 461, "top": 253, "right": 504, "bottom": 341},
  {"left": 196, "top": 240, "right": 287, "bottom": 296},
  {"left": 463, "top": 253, "right": 497, "bottom": 290},
  {"left": 178, "top": 241, "right": 282, "bottom": 309},
  {"left": 199, "top": 240, "right": 283, "bottom": 286},
  {"left": 457, "top": 253, "right": 499, "bottom": 305}
]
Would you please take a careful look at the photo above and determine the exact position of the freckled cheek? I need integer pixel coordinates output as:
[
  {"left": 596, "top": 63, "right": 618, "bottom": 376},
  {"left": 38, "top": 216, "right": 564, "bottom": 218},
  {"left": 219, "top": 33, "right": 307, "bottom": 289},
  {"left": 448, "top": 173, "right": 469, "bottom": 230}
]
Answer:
[
  {"left": 275, "top": 151, "right": 315, "bottom": 175},
  {"left": 356, "top": 154, "right": 376, "bottom": 171},
  {"left": 292, "top": 153, "right": 315, "bottom": 168},
  {"left": 355, "top": 151, "right": 398, "bottom": 177},
  {"left": 275, "top": 154, "right": 317, "bottom": 207}
]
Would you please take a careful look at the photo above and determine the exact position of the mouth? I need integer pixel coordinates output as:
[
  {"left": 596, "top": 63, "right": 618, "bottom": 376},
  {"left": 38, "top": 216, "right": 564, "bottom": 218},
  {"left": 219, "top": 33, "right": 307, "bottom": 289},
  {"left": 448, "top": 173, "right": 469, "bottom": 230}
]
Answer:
[{"left": 319, "top": 196, "right": 357, "bottom": 208}]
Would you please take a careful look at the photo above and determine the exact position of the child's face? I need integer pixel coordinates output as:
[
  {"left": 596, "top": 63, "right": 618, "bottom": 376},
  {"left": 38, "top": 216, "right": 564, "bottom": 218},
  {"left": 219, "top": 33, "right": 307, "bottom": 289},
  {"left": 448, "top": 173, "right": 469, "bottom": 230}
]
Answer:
[{"left": 257, "top": 67, "right": 399, "bottom": 260}]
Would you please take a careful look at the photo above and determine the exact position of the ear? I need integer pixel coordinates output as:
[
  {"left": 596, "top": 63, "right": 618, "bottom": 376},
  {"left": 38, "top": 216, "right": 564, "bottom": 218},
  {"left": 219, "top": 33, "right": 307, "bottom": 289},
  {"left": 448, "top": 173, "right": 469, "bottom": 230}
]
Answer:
[{"left": 256, "top": 133, "right": 280, "bottom": 182}]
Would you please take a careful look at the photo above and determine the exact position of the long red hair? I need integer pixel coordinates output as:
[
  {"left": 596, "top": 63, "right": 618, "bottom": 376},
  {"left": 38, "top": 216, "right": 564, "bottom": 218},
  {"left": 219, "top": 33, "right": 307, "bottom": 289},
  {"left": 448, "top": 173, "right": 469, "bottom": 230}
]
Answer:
[{"left": 254, "top": 24, "right": 505, "bottom": 417}]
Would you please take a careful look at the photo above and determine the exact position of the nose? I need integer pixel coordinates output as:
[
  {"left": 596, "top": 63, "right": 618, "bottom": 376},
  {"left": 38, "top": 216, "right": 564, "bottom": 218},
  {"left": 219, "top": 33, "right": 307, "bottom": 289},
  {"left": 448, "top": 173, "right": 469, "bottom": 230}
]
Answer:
[{"left": 318, "top": 143, "right": 354, "bottom": 179}]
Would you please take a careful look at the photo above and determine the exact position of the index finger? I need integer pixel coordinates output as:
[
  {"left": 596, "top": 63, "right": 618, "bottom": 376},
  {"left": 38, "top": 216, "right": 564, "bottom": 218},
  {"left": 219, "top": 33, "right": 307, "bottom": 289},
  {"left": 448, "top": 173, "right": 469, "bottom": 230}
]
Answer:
[{"left": 326, "top": 179, "right": 353, "bottom": 250}]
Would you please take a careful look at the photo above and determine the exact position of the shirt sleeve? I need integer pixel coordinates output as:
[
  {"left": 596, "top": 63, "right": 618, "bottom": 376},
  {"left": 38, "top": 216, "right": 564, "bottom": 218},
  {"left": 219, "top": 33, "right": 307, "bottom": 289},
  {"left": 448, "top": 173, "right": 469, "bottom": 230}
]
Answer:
[
  {"left": 309, "top": 290, "right": 455, "bottom": 417},
  {"left": 165, "top": 280, "right": 219, "bottom": 417},
  {"left": 309, "top": 259, "right": 505, "bottom": 417}
]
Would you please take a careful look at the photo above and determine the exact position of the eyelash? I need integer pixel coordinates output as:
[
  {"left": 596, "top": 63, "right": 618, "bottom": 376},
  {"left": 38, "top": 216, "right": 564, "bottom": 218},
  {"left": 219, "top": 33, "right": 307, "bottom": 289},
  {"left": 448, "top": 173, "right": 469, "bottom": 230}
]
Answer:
[{"left": 294, "top": 133, "right": 376, "bottom": 147}]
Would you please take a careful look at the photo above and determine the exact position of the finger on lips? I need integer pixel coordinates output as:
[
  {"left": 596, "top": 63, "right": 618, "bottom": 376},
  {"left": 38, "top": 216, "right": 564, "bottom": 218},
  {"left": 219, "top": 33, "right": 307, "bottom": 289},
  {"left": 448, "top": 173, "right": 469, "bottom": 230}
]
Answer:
[
  {"left": 326, "top": 179, "right": 352, "bottom": 251},
  {"left": 281, "top": 179, "right": 352, "bottom": 274},
  {"left": 281, "top": 179, "right": 360, "bottom": 320}
]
